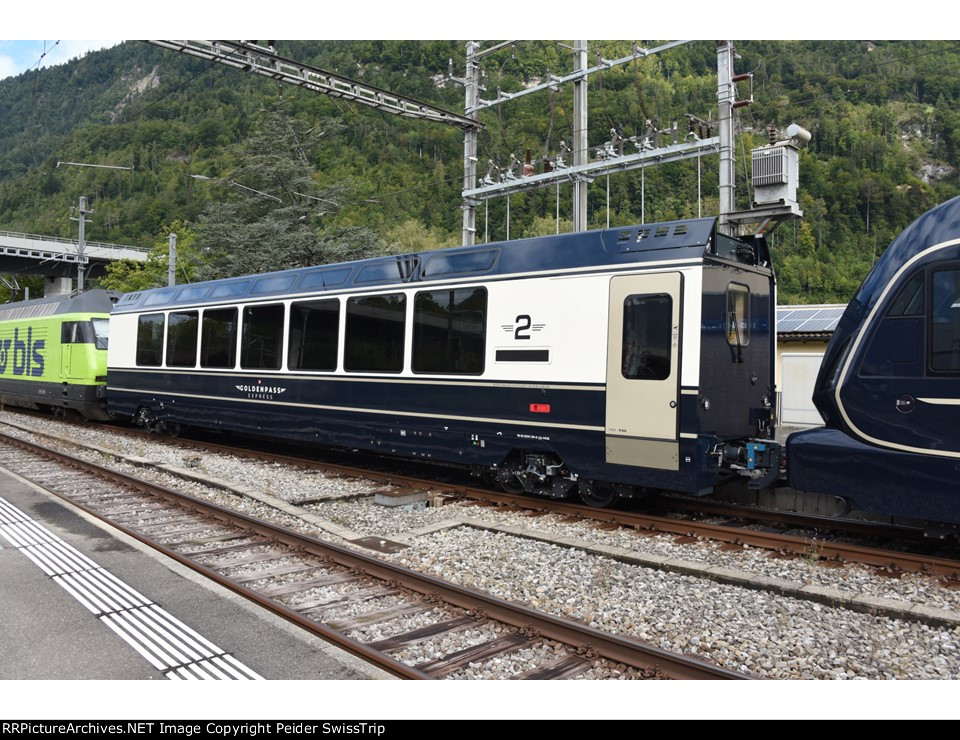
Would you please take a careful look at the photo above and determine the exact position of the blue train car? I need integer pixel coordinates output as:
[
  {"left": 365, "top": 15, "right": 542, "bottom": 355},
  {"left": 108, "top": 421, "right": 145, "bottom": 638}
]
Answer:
[
  {"left": 789, "top": 196, "right": 960, "bottom": 525},
  {"left": 107, "top": 217, "right": 775, "bottom": 506}
]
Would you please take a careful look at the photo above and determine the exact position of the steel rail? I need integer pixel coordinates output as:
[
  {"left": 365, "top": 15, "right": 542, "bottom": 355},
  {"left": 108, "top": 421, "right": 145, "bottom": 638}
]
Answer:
[
  {"left": 0, "top": 430, "right": 743, "bottom": 680},
  {"left": 12, "top": 412, "right": 959, "bottom": 581},
  {"left": 0, "top": 433, "right": 429, "bottom": 680},
  {"left": 115, "top": 424, "right": 960, "bottom": 579},
  {"left": 457, "top": 489, "right": 960, "bottom": 580}
]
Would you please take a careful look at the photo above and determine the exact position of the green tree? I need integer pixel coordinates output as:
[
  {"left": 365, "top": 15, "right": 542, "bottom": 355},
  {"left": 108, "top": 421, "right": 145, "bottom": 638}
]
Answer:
[
  {"left": 100, "top": 220, "right": 200, "bottom": 292},
  {"left": 193, "top": 108, "right": 380, "bottom": 278},
  {"left": 382, "top": 219, "right": 456, "bottom": 253}
]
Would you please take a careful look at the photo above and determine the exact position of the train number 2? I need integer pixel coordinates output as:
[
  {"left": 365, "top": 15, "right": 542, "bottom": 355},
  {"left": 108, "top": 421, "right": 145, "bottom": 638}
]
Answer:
[{"left": 515, "top": 315, "right": 532, "bottom": 340}]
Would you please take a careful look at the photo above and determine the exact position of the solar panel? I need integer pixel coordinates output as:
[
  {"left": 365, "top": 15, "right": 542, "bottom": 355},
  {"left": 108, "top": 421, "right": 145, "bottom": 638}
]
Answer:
[{"left": 776, "top": 304, "right": 846, "bottom": 334}]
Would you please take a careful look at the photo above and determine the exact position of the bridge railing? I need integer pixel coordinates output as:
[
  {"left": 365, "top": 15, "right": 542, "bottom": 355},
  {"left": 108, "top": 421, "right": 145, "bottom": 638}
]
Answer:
[{"left": 0, "top": 230, "right": 150, "bottom": 254}]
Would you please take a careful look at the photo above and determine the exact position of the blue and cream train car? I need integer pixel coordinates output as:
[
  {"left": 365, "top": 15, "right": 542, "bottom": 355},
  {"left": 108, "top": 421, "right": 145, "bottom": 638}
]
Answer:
[
  {"left": 0, "top": 290, "right": 117, "bottom": 420},
  {"left": 789, "top": 195, "right": 960, "bottom": 525},
  {"left": 106, "top": 217, "right": 775, "bottom": 506}
]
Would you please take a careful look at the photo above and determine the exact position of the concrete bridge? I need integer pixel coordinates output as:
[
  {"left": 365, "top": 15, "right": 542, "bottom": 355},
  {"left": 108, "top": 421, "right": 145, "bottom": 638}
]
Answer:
[
  {"left": 0, "top": 231, "right": 150, "bottom": 295},
  {"left": 0, "top": 230, "right": 149, "bottom": 282}
]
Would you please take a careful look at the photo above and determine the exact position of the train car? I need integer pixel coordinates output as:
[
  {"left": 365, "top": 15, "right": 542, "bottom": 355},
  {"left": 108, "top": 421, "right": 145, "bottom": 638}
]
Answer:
[
  {"left": 106, "top": 216, "right": 776, "bottom": 506},
  {"left": 0, "top": 290, "right": 118, "bottom": 420},
  {"left": 788, "top": 195, "right": 960, "bottom": 527}
]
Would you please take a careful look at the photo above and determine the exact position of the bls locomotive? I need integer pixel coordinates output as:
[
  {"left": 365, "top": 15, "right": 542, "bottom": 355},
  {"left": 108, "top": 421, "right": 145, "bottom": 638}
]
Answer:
[{"left": 0, "top": 289, "right": 117, "bottom": 420}]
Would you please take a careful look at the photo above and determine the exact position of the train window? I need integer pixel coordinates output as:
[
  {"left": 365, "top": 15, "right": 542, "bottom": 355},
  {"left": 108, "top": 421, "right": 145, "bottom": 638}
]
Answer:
[
  {"left": 166, "top": 311, "right": 198, "bottom": 368},
  {"left": 136, "top": 314, "right": 165, "bottom": 367},
  {"left": 887, "top": 272, "right": 924, "bottom": 316},
  {"left": 241, "top": 304, "right": 285, "bottom": 370},
  {"left": 422, "top": 250, "right": 499, "bottom": 278},
  {"left": 200, "top": 308, "right": 238, "bottom": 369},
  {"left": 144, "top": 288, "right": 176, "bottom": 307},
  {"left": 252, "top": 276, "right": 296, "bottom": 295},
  {"left": 288, "top": 299, "right": 339, "bottom": 372},
  {"left": 726, "top": 284, "right": 750, "bottom": 348},
  {"left": 861, "top": 272, "right": 926, "bottom": 377},
  {"left": 210, "top": 281, "right": 250, "bottom": 299},
  {"left": 91, "top": 318, "right": 109, "bottom": 350},
  {"left": 412, "top": 288, "right": 486, "bottom": 374},
  {"left": 622, "top": 294, "right": 672, "bottom": 380},
  {"left": 61, "top": 321, "right": 78, "bottom": 343},
  {"left": 344, "top": 294, "right": 406, "bottom": 372},
  {"left": 62, "top": 320, "right": 98, "bottom": 344},
  {"left": 175, "top": 285, "right": 210, "bottom": 303},
  {"left": 299, "top": 267, "right": 352, "bottom": 291},
  {"left": 930, "top": 268, "right": 960, "bottom": 373},
  {"left": 62, "top": 321, "right": 81, "bottom": 343}
]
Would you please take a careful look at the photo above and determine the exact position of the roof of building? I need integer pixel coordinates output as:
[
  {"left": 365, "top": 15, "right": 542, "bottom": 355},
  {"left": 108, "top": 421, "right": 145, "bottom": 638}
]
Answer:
[{"left": 777, "top": 304, "right": 846, "bottom": 337}]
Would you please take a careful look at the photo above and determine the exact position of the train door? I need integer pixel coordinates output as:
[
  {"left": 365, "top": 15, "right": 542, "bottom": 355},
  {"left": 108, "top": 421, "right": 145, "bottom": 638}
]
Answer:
[
  {"left": 60, "top": 335, "right": 73, "bottom": 378},
  {"left": 60, "top": 320, "right": 83, "bottom": 379},
  {"left": 605, "top": 272, "right": 682, "bottom": 470}
]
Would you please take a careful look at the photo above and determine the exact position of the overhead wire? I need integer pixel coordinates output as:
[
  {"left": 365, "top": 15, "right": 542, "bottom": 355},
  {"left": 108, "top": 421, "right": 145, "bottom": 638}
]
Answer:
[{"left": 28, "top": 40, "right": 60, "bottom": 72}]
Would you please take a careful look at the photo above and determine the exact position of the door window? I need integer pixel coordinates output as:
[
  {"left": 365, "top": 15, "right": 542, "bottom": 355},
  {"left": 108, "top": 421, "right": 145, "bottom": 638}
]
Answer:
[{"left": 622, "top": 294, "right": 672, "bottom": 380}]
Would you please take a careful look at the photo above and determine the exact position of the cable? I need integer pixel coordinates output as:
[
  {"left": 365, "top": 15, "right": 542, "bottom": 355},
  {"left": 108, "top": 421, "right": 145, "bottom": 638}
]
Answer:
[{"left": 28, "top": 40, "right": 60, "bottom": 72}]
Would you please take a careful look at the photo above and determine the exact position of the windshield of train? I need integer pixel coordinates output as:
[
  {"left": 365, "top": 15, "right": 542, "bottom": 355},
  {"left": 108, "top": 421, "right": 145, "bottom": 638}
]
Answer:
[{"left": 92, "top": 318, "right": 110, "bottom": 350}]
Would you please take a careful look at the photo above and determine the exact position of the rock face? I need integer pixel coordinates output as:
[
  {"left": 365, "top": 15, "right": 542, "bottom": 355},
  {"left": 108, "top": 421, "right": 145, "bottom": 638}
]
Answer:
[
  {"left": 110, "top": 66, "right": 161, "bottom": 122},
  {"left": 133, "top": 66, "right": 161, "bottom": 95},
  {"left": 919, "top": 162, "right": 956, "bottom": 184}
]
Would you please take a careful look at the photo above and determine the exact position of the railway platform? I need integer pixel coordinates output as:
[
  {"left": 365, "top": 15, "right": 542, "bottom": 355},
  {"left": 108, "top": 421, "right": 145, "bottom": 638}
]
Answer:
[{"left": 0, "top": 466, "right": 391, "bottom": 681}]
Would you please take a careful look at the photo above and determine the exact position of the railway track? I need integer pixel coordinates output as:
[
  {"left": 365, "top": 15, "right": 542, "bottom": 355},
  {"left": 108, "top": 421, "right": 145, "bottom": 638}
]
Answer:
[
  {"left": 0, "top": 430, "right": 744, "bottom": 680},
  {"left": 9, "top": 411, "right": 959, "bottom": 586}
]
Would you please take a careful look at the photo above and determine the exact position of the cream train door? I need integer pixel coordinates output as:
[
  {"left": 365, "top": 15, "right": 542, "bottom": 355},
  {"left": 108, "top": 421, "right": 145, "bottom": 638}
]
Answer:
[{"left": 605, "top": 272, "right": 682, "bottom": 470}]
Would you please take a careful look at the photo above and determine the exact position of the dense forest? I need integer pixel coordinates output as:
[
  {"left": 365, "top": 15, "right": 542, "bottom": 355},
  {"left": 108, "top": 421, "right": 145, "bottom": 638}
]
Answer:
[{"left": 1, "top": 39, "right": 959, "bottom": 304}]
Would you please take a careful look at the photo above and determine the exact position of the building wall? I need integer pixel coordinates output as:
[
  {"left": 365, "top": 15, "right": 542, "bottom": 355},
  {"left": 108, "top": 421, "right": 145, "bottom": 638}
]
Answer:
[{"left": 776, "top": 337, "right": 830, "bottom": 427}]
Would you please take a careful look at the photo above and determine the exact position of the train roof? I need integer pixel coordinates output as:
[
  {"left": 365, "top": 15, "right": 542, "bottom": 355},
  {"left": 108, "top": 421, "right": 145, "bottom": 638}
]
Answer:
[
  {"left": 0, "top": 289, "right": 120, "bottom": 322},
  {"left": 113, "top": 216, "right": 766, "bottom": 314}
]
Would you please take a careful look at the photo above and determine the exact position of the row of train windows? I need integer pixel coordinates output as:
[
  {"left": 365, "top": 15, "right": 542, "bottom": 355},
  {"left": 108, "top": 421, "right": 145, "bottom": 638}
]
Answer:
[{"left": 135, "top": 288, "right": 487, "bottom": 374}]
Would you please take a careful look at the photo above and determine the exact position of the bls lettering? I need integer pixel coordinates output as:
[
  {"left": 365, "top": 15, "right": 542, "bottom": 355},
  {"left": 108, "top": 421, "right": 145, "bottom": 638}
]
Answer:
[{"left": 0, "top": 327, "right": 45, "bottom": 376}]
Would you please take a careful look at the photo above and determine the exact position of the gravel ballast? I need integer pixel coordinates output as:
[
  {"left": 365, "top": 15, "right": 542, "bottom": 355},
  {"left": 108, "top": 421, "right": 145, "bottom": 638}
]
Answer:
[{"left": 3, "top": 412, "right": 959, "bottom": 679}]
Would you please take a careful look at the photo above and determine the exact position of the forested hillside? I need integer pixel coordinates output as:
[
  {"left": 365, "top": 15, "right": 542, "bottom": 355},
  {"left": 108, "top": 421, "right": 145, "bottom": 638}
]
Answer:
[{"left": 1, "top": 39, "right": 959, "bottom": 303}]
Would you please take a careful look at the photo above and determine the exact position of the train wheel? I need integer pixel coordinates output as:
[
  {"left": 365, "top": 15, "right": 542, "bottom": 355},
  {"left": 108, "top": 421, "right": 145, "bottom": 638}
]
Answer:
[
  {"left": 578, "top": 481, "right": 617, "bottom": 508},
  {"left": 159, "top": 421, "right": 181, "bottom": 438},
  {"left": 135, "top": 407, "right": 157, "bottom": 432}
]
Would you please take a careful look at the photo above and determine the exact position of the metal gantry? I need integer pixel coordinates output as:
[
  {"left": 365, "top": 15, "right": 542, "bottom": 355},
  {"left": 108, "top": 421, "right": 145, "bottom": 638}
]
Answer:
[
  {"left": 148, "top": 41, "right": 483, "bottom": 132},
  {"left": 147, "top": 40, "right": 773, "bottom": 247},
  {"left": 458, "top": 40, "right": 730, "bottom": 245}
]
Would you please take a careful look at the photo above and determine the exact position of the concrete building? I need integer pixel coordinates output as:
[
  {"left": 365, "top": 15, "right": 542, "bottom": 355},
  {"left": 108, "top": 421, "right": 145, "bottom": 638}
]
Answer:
[{"left": 775, "top": 304, "right": 845, "bottom": 427}]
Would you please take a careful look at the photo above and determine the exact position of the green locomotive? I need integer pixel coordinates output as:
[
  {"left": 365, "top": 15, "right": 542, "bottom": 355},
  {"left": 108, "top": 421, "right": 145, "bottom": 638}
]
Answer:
[{"left": 0, "top": 290, "right": 119, "bottom": 419}]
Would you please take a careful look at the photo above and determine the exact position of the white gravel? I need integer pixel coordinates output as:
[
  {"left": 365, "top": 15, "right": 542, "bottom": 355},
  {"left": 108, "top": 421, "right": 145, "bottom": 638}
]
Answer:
[
  {"left": 385, "top": 526, "right": 960, "bottom": 678},
  {"left": 345, "top": 607, "right": 453, "bottom": 644},
  {"left": 388, "top": 622, "right": 505, "bottom": 667},
  {"left": 5, "top": 411, "right": 960, "bottom": 679},
  {"left": 0, "top": 416, "right": 348, "bottom": 543}
]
